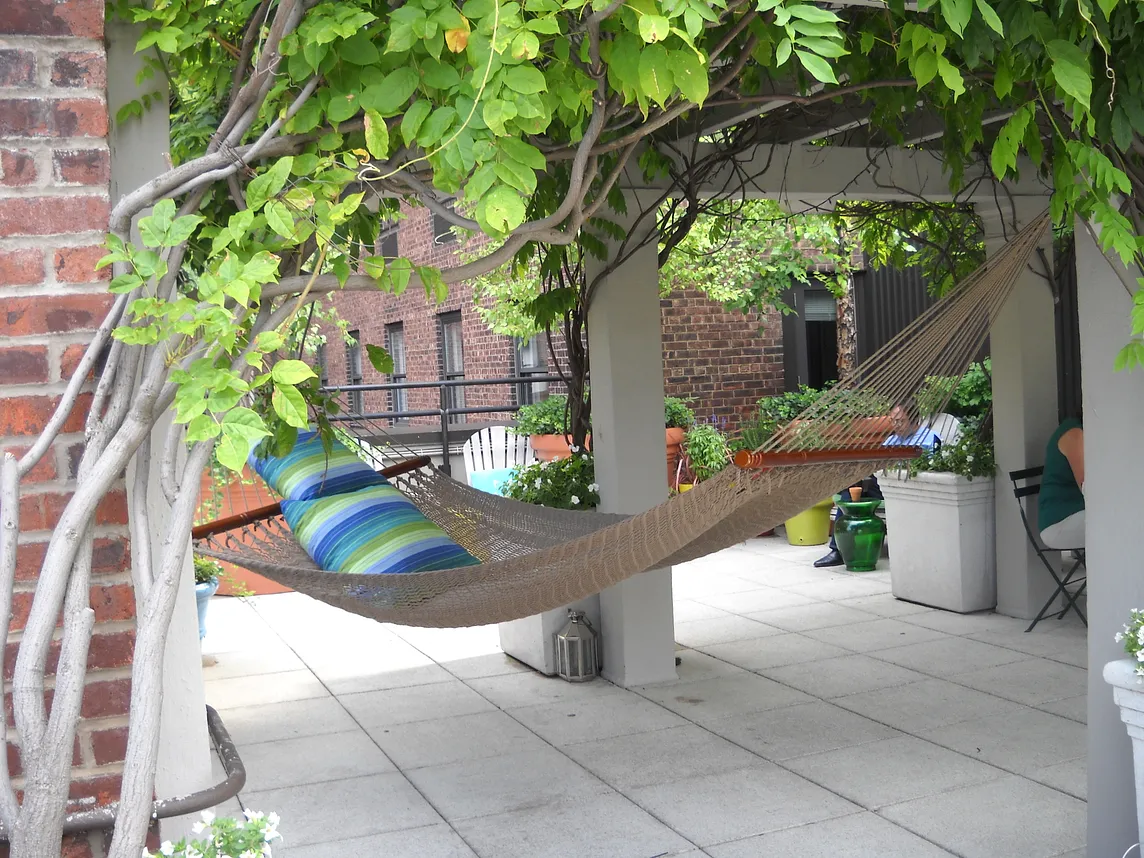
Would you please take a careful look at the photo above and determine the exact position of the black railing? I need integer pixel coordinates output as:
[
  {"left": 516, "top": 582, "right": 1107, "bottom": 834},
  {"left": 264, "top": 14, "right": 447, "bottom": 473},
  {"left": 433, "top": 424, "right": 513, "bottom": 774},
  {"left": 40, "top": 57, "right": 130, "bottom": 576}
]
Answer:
[{"left": 322, "top": 374, "right": 568, "bottom": 476}]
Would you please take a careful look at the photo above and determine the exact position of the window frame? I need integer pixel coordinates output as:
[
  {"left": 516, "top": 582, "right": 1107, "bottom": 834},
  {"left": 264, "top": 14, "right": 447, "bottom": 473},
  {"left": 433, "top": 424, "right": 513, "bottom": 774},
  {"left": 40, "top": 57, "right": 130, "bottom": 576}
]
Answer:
[
  {"left": 385, "top": 322, "right": 408, "bottom": 422},
  {"left": 438, "top": 311, "right": 465, "bottom": 423}
]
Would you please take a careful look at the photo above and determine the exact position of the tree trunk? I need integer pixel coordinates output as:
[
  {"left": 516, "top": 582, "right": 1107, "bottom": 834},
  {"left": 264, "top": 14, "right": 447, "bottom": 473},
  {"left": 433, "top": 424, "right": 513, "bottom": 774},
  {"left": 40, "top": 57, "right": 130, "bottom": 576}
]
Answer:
[{"left": 836, "top": 275, "right": 858, "bottom": 380}]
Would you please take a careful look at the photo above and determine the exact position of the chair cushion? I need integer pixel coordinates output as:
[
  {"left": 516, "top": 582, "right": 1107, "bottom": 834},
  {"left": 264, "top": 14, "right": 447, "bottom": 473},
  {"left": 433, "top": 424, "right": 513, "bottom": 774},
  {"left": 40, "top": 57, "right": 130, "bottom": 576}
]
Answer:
[
  {"left": 280, "top": 484, "right": 481, "bottom": 575},
  {"left": 468, "top": 466, "right": 516, "bottom": 497},
  {"left": 251, "top": 430, "right": 388, "bottom": 501}
]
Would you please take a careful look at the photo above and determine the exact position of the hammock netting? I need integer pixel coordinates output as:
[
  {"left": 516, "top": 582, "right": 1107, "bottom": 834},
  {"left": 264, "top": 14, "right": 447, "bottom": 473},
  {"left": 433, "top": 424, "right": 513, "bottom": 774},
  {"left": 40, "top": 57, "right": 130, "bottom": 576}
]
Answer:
[{"left": 195, "top": 212, "right": 1049, "bottom": 628}]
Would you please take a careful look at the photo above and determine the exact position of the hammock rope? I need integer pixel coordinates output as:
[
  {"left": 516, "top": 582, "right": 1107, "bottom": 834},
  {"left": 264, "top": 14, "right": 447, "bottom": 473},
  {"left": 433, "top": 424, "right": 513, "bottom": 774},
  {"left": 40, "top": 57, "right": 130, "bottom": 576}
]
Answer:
[{"left": 194, "top": 211, "right": 1050, "bottom": 628}]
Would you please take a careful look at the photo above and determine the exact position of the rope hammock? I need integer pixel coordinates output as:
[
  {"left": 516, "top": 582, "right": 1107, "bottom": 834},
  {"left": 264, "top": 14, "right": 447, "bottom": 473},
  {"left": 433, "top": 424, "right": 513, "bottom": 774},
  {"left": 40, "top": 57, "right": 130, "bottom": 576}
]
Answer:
[{"left": 193, "top": 211, "right": 1049, "bottom": 628}]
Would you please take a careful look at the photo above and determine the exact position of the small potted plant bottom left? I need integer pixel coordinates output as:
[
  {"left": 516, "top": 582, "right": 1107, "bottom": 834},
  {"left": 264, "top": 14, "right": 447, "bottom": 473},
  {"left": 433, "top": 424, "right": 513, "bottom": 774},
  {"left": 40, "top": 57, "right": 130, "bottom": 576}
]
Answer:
[{"left": 193, "top": 555, "right": 222, "bottom": 641}]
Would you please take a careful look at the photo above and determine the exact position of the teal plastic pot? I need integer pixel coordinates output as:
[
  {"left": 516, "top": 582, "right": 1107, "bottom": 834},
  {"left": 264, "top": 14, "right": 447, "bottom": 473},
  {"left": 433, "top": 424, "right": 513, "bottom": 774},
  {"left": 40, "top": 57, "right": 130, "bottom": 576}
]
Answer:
[
  {"left": 834, "top": 498, "right": 886, "bottom": 572},
  {"left": 195, "top": 578, "right": 219, "bottom": 641}
]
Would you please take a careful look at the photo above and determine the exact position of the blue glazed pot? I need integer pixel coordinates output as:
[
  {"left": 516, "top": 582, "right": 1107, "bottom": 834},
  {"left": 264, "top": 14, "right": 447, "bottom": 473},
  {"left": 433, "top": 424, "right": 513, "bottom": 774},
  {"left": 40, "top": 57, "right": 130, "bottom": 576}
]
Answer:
[{"left": 194, "top": 578, "right": 219, "bottom": 641}]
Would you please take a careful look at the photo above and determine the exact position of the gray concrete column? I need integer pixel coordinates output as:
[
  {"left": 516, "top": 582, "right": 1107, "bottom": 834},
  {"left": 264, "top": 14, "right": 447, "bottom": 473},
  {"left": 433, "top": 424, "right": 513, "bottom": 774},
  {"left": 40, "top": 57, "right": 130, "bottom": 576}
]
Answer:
[
  {"left": 1075, "top": 219, "right": 1144, "bottom": 858},
  {"left": 109, "top": 22, "right": 213, "bottom": 839},
  {"left": 982, "top": 203, "right": 1059, "bottom": 620},
  {"left": 586, "top": 197, "right": 677, "bottom": 687}
]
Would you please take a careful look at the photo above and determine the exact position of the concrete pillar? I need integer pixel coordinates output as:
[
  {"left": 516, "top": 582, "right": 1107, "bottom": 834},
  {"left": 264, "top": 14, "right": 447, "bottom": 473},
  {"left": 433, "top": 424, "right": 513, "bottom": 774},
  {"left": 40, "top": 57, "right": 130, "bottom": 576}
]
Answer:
[
  {"left": 586, "top": 196, "right": 677, "bottom": 687},
  {"left": 109, "top": 22, "right": 212, "bottom": 839},
  {"left": 982, "top": 203, "right": 1059, "bottom": 619},
  {"left": 1075, "top": 220, "right": 1144, "bottom": 858}
]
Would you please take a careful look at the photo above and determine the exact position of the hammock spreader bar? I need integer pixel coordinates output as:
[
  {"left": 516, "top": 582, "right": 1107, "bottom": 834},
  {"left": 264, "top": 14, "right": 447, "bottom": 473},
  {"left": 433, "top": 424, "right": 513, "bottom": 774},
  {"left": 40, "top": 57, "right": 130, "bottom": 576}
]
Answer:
[{"left": 732, "top": 445, "right": 923, "bottom": 470}]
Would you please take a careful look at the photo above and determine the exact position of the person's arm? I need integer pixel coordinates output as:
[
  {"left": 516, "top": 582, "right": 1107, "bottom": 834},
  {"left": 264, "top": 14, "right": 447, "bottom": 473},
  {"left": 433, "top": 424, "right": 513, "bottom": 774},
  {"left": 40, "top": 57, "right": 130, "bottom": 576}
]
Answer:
[{"left": 1058, "top": 427, "right": 1085, "bottom": 491}]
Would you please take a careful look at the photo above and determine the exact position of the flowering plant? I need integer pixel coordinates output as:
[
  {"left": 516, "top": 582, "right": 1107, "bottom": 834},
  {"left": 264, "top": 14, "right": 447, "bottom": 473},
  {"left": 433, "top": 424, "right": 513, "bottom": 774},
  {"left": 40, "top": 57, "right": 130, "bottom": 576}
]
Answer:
[
  {"left": 501, "top": 450, "right": 599, "bottom": 510},
  {"left": 1116, "top": 610, "right": 1144, "bottom": 677},
  {"left": 906, "top": 430, "right": 995, "bottom": 481},
  {"left": 144, "top": 810, "right": 280, "bottom": 858}
]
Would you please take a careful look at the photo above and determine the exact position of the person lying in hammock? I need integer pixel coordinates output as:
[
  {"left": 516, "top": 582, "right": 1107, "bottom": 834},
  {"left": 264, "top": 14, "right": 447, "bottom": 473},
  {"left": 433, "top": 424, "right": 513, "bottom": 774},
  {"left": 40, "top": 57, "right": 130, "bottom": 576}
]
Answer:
[{"left": 813, "top": 404, "right": 959, "bottom": 568}]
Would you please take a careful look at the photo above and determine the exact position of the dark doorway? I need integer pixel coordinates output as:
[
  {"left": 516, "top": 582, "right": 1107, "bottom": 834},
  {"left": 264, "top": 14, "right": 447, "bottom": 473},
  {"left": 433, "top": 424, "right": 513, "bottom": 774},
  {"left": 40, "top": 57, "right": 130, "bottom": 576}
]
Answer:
[
  {"left": 806, "top": 320, "right": 839, "bottom": 389},
  {"left": 782, "top": 281, "right": 839, "bottom": 391}
]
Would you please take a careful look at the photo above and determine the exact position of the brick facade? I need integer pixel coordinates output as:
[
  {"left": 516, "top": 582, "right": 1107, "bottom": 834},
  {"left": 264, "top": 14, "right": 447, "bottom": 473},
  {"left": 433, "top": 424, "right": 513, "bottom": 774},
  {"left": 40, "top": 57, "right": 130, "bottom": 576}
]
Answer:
[
  {"left": 1, "top": 3, "right": 134, "bottom": 855},
  {"left": 320, "top": 209, "right": 787, "bottom": 434}
]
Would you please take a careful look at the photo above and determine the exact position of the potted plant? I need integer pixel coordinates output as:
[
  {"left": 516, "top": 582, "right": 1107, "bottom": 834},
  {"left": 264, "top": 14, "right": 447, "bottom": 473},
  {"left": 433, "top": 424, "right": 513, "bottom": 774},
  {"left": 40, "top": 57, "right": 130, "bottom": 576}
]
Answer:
[
  {"left": 664, "top": 396, "right": 696, "bottom": 483},
  {"left": 879, "top": 428, "right": 996, "bottom": 612},
  {"left": 678, "top": 423, "right": 731, "bottom": 491},
  {"left": 501, "top": 451, "right": 601, "bottom": 510},
  {"left": 145, "top": 809, "right": 281, "bottom": 858},
  {"left": 1105, "top": 609, "right": 1144, "bottom": 849},
  {"left": 193, "top": 555, "right": 222, "bottom": 641},
  {"left": 879, "top": 361, "right": 997, "bottom": 612}
]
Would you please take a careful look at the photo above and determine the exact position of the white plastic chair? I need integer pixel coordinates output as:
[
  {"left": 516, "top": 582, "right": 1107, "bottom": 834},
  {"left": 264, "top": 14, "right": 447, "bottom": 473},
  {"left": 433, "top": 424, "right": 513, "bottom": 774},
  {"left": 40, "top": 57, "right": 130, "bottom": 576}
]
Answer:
[
  {"left": 926, "top": 412, "right": 963, "bottom": 445},
  {"left": 462, "top": 425, "right": 533, "bottom": 495}
]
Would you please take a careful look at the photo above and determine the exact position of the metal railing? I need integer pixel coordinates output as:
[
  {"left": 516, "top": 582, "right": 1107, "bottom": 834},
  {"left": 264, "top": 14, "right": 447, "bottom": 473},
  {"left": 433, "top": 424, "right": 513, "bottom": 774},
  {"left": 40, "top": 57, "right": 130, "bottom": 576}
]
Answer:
[
  {"left": 0, "top": 706, "right": 245, "bottom": 840},
  {"left": 322, "top": 374, "right": 569, "bottom": 476}
]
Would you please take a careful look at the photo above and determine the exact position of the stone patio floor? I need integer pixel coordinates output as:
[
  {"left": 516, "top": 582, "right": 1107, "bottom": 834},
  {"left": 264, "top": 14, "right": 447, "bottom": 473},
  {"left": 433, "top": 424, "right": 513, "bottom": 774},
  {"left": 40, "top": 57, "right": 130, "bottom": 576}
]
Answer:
[{"left": 202, "top": 536, "right": 1088, "bottom": 858}]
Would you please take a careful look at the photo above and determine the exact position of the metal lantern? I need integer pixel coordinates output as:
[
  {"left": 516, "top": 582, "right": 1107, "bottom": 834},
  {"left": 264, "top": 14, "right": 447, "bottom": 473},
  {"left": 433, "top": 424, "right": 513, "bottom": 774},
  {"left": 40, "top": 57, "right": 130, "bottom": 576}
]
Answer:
[{"left": 554, "top": 610, "right": 599, "bottom": 682}]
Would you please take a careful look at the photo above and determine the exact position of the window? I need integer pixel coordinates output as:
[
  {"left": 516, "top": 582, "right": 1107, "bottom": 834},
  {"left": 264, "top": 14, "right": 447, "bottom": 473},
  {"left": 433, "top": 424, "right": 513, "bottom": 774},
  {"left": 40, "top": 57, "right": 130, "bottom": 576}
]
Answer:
[
  {"left": 438, "top": 312, "right": 465, "bottom": 422},
  {"left": 386, "top": 323, "right": 408, "bottom": 421},
  {"left": 432, "top": 202, "right": 457, "bottom": 245},
  {"left": 379, "top": 222, "right": 399, "bottom": 259},
  {"left": 346, "top": 330, "right": 364, "bottom": 415},
  {"left": 315, "top": 342, "right": 329, "bottom": 387},
  {"left": 515, "top": 337, "right": 548, "bottom": 405}
]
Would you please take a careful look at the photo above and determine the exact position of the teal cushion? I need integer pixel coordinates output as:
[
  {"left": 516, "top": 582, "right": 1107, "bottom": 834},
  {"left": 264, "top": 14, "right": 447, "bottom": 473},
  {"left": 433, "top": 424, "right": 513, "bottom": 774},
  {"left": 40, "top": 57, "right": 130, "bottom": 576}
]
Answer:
[
  {"left": 280, "top": 484, "right": 481, "bottom": 575},
  {"left": 468, "top": 467, "right": 515, "bottom": 497},
  {"left": 251, "top": 430, "right": 388, "bottom": 501}
]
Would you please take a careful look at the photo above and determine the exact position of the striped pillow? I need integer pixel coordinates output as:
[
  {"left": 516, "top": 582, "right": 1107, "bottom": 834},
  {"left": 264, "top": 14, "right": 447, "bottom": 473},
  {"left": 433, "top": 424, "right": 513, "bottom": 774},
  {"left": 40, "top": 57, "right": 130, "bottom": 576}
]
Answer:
[
  {"left": 251, "top": 430, "right": 388, "bottom": 501},
  {"left": 280, "top": 484, "right": 481, "bottom": 575}
]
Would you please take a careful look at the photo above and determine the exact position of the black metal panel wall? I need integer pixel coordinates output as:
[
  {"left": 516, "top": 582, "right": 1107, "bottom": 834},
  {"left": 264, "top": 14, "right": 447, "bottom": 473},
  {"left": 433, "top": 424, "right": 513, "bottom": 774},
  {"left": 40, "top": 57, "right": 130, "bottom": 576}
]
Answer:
[
  {"left": 853, "top": 263, "right": 935, "bottom": 364},
  {"left": 1054, "top": 237, "right": 1083, "bottom": 421}
]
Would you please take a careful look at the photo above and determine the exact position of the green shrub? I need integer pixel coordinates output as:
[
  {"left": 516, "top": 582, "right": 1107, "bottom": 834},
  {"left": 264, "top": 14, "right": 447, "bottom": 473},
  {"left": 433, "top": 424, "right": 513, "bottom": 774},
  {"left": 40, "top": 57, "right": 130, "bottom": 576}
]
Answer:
[
  {"left": 501, "top": 453, "right": 600, "bottom": 509},
  {"left": 664, "top": 396, "right": 696, "bottom": 429},
  {"left": 683, "top": 424, "right": 731, "bottom": 482},
  {"left": 916, "top": 359, "right": 992, "bottom": 421},
  {"left": 907, "top": 429, "right": 995, "bottom": 480},
  {"left": 193, "top": 555, "right": 223, "bottom": 585},
  {"left": 737, "top": 385, "right": 826, "bottom": 447}
]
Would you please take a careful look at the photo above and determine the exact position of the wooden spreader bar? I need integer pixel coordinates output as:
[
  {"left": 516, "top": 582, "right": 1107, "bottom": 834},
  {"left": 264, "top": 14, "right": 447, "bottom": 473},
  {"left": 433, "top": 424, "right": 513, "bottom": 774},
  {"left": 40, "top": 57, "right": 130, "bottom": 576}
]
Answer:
[{"left": 733, "top": 446, "right": 923, "bottom": 470}]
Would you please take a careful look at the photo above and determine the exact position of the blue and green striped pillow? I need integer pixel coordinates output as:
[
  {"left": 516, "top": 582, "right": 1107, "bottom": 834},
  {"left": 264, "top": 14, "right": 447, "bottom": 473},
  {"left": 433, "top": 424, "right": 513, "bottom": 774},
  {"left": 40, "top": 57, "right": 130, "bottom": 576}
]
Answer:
[
  {"left": 251, "top": 430, "right": 388, "bottom": 501},
  {"left": 280, "top": 484, "right": 481, "bottom": 575}
]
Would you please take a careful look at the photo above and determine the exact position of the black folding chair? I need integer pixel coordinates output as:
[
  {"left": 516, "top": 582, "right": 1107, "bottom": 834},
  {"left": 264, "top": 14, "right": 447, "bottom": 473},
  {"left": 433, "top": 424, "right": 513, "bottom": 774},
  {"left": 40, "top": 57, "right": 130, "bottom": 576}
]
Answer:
[{"left": 1009, "top": 466, "right": 1087, "bottom": 632}]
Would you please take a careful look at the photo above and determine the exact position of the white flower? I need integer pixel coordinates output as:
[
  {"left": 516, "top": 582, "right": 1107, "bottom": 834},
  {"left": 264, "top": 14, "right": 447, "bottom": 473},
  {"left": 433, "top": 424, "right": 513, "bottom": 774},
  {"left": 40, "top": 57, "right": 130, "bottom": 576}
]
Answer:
[
  {"left": 534, "top": 478, "right": 542, "bottom": 488},
  {"left": 241, "top": 851, "right": 259, "bottom": 858},
  {"left": 267, "top": 812, "right": 280, "bottom": 827},
  {"left": 159, "top": 843, "right": 175, "bottom": 857},
  {"left": 185, "top": 848, "right": 202, "bottom": 858},
  {"left": 192, "top": 822, "right": 206, "bottom": 834},
  {"left": 201, "top": 811, "right": 215, "bottom": 825},
  {"left": 588, "top": 483, "right": 599, "bottom": 492},
  {"left": 1117, "top": 632, "right": 1125, "bottom": 643},
  {"left": 570, "top": 445, "right": 579, "bottom": 453},
  {"left": 1136, "top": 650, "right": 1144, "bottom": 663},
  {"left": 244, "top": 810, "right": 264, "bottom": 822},
  {"left": 581, "top": 453, "right": 589, "bottom": 460},
  {"left": 142, "top": 851, "right": 154, "bottom": 858},
  {"left": 571, "top": 496, "right": 580, "bottom": 505},
  {"left": 966, "top": 455, "right": 974, "bottom": 463}
]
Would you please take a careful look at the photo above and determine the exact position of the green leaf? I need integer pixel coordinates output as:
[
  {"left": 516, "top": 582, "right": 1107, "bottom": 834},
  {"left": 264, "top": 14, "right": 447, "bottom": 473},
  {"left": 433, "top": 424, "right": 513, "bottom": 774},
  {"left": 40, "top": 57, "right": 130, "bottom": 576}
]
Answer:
[
  {"left": 271, "top": 359, "right": 317, "bottom": 385},
  {"left": 936, "top": 55, "right": 965, "bottom": 98},
  {"left": 499, "top": 138, "right": 546, "bottom": 170},
  {"left": 421, "top": 58, "right": 462, "bottom": 89},
  {"left": 1047, "top": 40, "right": 1092, "bottom": 110},
  {"left": 164, "top": 214, "right": 203, "bottom": 246},
  {"left": 639, "top": 14, "right": 671, "bottom": 42},
  {"left": 912, "top": 50, "right": 939, "bottom": 88},
  {"left": 667, "top": 49, "right": 709, "bottom": 104},
  {"left": 794, "top": 49, "right": 837, "bottom": 84},
  {"left": 993, "top": 57, "right": 1013, "bottom": 98},
  {"left": 364, "top": 110, "right": 390, "bottom": 159},
  {"left": 272, "top": 384, "right": 310, "bottom": 428},
  {"left": 974, "top": 0, "right": 1004, "bottom": 35},
  {"left": 366, "top": 344, "right": 394, "bottom": 374},
  {"left": 361, "top": 67, "right": 421, "bottom": 114},
  {"left": 939, "top": 0, "right": 972, "bottom": 36},
  {"left": 794, "top": 36, "right": 848, "bottom": 58},
  {"left": 401, "top": 99, "right": 433, "bottom": 146},
  {"left": 860, "top": 30, "right": 875, "bottom": 54},
  {"left": 482, "top": 98, "right": 518, "bottom": 132},
  {"left": 990, "top": 103, "right": 1033, "bottom": 179},
  {"left": 494, "top": 160, "right": 538, "bottom": 193},
  {"left": 326, "top": 91, "right": 359, "bottom": 123},
  {"left": 482, "top": 185, "right": 526, "bottom": 232},
  {"left": 215, "top": 432, "right": 251, "bottom": 472},
  {"left": 1096, "top": 0, "right": 1119, "bottom": 19},
  {"left": 154, "top": 27, "right": 180, "bottom": 53},
  {"left": 339, "top": 32, "right": 379, "bottom": 65},
  {"left": 503, "top": 65, "right": 547, "bottom": 95},
  {"left": 418, "top": 265, "right": 448, "bottom": 303},
  {"left": 265, "top": 200, "right": 296, "bottom": 238},
  {"left": 246, "top": 157, "right": 295, "bottom": 210},
  {"left": 776, "top": 37, "right": 792, "bottom": 66},
  {"left": 185, "top": 414, "right": 221, "bottom": 443},
  {"left": 417, "top": 106, "right": 457, "bottom": 146},
  {"left": 511, "top": 30, "right": 541, "bottom": 59},
  {"left": 786, "top": 4, "right": 841, "bottom": 22},
  {"left": 465, "top": 162, "right": 498, "bottom": 203},
  {"left": 222, "top": 407, "right": 271, "bottom": 444},
  {"left": 638, "top": 43, "right": 674, "bottom": 107}
]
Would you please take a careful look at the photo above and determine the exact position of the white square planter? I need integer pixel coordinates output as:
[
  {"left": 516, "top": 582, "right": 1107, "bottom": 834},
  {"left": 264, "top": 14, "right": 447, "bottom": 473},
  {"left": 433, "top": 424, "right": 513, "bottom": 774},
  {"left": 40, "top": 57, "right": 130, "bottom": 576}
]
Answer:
[
  {"left": 878, "top": 470, "right": 996, "bottom": 613},
  {"left": 1105, "top": 658, "right": 1144, "bottom": 848}
]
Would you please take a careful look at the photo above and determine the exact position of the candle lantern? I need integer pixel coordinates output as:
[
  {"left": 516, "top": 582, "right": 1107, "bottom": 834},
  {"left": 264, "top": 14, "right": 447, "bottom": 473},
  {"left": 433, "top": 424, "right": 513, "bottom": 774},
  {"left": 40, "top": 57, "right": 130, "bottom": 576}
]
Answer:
[{"left": 553, "top": 609, "right": 599, "bottom": 682}]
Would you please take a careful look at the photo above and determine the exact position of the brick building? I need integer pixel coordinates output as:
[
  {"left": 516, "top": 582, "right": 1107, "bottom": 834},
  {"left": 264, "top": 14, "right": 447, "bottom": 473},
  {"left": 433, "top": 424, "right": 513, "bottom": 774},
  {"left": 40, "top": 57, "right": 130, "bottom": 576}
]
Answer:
[
  {"left": 1, "top": 2, "right": 141, "bottom": 855},
  {"left": 319, "top": 205, "right": 790, "bottom": 434}
]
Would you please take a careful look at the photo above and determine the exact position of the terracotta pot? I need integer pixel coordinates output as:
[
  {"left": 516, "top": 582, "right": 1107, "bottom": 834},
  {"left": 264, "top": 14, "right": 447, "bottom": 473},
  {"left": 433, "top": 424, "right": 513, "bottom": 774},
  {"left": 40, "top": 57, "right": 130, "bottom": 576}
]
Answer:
[
  {"left": 784, "top": 416, "right": 895, "bottom": 443},
  {"left": 530, "top": 434, "right": 590, "bottom": 462}
]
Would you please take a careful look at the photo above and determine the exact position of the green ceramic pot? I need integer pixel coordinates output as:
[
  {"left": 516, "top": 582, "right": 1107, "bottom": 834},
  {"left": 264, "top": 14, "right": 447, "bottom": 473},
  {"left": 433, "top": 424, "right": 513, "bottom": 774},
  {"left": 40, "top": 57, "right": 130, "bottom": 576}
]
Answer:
[{"left": 834, "top": 498, "right": 886, "bottom": 572}]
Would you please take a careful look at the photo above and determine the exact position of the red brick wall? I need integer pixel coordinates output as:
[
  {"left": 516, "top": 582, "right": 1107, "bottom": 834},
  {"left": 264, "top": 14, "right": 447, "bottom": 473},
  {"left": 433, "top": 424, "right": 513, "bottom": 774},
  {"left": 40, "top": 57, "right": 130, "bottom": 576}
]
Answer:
[
  {"left": 1, "top": 3, "right": 134, "bottom": 854},
  {"left": 661, "top": 289, "right": 785, "bottom": 432},
  {"left": 320, "top": 212, "right": 788, "bottom": 436}
]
